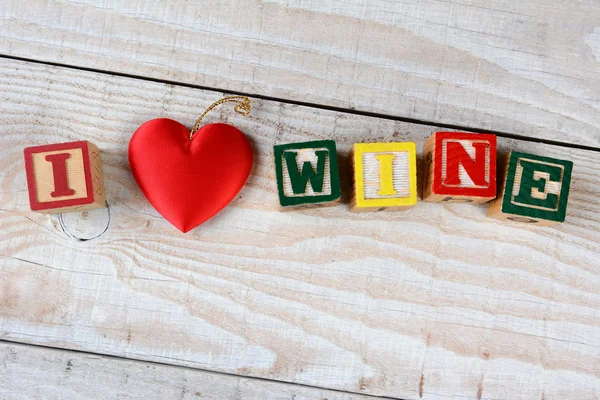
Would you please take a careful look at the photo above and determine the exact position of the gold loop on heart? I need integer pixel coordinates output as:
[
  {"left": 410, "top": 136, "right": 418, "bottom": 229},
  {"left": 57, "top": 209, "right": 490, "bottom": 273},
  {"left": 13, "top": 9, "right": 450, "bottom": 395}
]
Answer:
[{"left": 189, "top": 95, "right": 252, "bottom": 139}]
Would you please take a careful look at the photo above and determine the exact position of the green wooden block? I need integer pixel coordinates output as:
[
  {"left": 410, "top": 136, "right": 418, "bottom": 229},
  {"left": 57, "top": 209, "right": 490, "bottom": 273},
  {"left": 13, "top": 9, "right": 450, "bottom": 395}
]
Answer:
[
  {"left": 274, "top": 140, "right": 342, "bottom": 208},
  {"left": 488, "top": 151, "right": 573, "bottom": 225}
]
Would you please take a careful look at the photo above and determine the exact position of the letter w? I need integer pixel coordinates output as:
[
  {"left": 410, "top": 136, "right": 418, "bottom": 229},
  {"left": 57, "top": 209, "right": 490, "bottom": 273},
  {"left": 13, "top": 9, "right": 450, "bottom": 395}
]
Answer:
[{"left": 283, "top": 150, "right": 328, "bottom": 194}]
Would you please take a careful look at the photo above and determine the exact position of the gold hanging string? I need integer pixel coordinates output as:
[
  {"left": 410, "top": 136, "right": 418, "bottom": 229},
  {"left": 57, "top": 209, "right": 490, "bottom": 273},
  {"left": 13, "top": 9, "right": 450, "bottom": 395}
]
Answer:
[{"left": 189, "top": 95, "right": 252, "bottom": 139}]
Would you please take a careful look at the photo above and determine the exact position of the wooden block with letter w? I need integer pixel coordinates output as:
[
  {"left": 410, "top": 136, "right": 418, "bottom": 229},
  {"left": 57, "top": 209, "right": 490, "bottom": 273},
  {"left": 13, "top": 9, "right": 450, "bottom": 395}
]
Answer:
[
  {"left": 423, "top": 131, "right": 497, "bottom": 204},
  {"left": 273, "top": 140, "right": 342, "bottom": 209},
  {"left": 24, "top": 141, "right": 106, "bottom": 213}
]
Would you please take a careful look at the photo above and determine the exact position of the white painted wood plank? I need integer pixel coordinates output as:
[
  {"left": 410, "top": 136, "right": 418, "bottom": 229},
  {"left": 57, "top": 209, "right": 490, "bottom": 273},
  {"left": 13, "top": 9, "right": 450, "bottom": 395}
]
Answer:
[
  {"left": 1, "top": 0, "right": 600, "bottom": 147},
  {"left": 0, "top": 341, "right": 376, "bottom": 400},
  {"left": 0, "top": 58, "right": 599, "bottom": 400}
]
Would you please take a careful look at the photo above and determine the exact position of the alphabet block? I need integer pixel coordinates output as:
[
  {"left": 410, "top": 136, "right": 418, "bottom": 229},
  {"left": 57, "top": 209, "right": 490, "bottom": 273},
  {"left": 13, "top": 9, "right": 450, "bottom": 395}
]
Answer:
[
  {"left": 24, "top": 141, "right": 106, "bottom": 213},
  {"left": 423, "top": 132, "right": 497, "bottom": 204},
  {"left": 274, "top": 140, "right": 341, "bottom": 209},
  {"left": 487, "top": 151, "right": 573, "bottom": 226},
  {"left": 350, "top": 142, "right": 417, "bottom": 212}
]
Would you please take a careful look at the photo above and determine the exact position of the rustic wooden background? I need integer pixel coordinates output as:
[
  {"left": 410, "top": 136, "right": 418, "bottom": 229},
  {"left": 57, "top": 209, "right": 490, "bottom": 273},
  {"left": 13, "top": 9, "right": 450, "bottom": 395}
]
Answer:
[{"left": 1, "top": 1, "right": 599, "bottom": 399}]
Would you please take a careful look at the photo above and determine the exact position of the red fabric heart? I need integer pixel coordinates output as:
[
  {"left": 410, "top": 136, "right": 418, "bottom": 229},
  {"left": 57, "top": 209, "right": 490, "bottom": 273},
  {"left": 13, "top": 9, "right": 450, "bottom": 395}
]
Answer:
[{"left": 128, "top": 118, "right": 253, "bottom": 232}]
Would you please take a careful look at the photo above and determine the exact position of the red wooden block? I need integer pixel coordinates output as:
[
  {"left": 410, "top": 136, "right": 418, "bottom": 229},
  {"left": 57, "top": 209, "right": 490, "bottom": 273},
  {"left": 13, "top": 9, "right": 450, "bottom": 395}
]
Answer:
[
  {"left": 24, "top": 141, "right": 106, "bottom": 213},
  {"left": 423, "top": 132, "right": 497, "bottom": 204}
]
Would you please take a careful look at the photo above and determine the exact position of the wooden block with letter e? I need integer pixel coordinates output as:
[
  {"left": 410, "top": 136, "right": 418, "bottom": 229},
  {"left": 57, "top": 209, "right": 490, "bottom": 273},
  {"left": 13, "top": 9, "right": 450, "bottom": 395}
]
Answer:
[
  {"left": 274, "top": 140, "right": 341, "bottom": 209},
  {"left": 423, "top": 132, "right": 497, "bottom": 204},
  {"left": 487, "top": 151, "right": 573, "bottom": 226},
  {"left": 350, "top": 142, "right": 417, "bottom": 212},
  {"left": 24, "top": 141, "right": 106, "bottom": 213}
]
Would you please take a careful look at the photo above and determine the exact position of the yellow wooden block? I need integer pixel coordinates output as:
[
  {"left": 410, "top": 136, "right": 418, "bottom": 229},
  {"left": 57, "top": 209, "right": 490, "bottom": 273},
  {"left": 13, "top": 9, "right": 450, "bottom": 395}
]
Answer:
[{"left": 351, "top": 142, "right": 418, "bottom": 212}]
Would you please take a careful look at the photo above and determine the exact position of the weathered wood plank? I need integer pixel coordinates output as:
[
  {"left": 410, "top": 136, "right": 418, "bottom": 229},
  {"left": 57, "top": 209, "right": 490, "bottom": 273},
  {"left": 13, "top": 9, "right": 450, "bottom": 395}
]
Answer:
[
  {"left": 0, "top": 341, "right": 376, "bottom": 400},
  {"left": 0, "top": 58, "right": 599, "bottom": 400},
  {"left": 1, "top": 0, "right": 600, "bottom": 147}
]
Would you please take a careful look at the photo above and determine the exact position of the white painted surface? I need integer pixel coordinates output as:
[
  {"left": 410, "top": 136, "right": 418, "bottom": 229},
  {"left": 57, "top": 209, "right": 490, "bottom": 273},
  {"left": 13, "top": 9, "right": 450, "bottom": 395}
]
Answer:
[
  {"left": 0, "top": 342, "right": 375, "bottom": 400},
  {"left": 1, "top": 0, "right": 600, "bottom": 146},
  {"left": 1, "top": 59, "right": 599, "bottom": 399}
]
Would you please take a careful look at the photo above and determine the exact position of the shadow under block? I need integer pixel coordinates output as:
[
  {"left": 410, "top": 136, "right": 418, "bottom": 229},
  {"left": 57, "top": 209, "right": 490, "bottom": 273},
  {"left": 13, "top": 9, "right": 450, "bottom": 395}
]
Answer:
[
  {"left": 487, "top": 151, "right": 573, "bottom": 226},
  {"left": 274, "top": 140, "right": 342, "bottom": 209},
  {"left": 350, "top": 142, "right": 417, "bottom": 212},
  {"left": 423, "top": 132, "right": 497, "bottom": 204},
  {"left": 24, "top": 141, "right": 106, "bottom": 213}
]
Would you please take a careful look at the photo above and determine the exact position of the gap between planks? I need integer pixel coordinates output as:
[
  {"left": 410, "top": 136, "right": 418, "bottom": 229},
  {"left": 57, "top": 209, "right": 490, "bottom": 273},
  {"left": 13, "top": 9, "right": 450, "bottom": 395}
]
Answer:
[
  {"left": 2, "top": 0, "right": 600, "bottom": 148},
  {"left": 0, "top": 339, "right": 400, "bottom": 400},
  {"left": 2, "top": 53, "right": 598, "bottom": 154}
]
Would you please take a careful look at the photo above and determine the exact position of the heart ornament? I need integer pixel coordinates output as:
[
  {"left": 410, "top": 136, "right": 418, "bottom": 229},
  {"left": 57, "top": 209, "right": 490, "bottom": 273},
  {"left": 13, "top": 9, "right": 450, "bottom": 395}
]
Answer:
[{"left": 128, "top": 96, "right": 253, "bottom": 232}]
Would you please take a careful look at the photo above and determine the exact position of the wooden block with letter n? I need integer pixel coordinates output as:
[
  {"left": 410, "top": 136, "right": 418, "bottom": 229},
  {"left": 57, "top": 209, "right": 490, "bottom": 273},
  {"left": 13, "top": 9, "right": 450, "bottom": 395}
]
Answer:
[
  {"left": 274, "top": 140, "right": 342, "bottom": 209},
  {"left": 350, "top": 142, "right": 417, "bottom": 212},
  {"left": 487, "top": 151, "right": 573, "bottom": 226},
  {"left": 423, "top": 132, "right": 497, "bottom": 204},
  {"left": 23, "top": 141, "right": 106, "bottom": 213}
]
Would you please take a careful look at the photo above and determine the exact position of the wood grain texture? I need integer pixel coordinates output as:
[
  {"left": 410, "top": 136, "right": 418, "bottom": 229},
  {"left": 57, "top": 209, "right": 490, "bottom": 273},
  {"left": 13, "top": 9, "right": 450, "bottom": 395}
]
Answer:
[
  {"left": 2, "top": 0, "right": 600, "bottom": 147},
  {"left": 0, "top": 342, "right": 376, "bottom": 400},
  {"left": 1, "top": 58, "right": 600, "bottom": 400}
]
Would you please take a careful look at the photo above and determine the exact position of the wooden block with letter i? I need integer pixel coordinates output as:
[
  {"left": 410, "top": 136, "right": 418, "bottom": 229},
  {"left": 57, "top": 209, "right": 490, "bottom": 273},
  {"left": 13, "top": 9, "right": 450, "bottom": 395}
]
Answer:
[
  {"left": 274, "top": 140, "right": 342, "bottom": 209},
  {"left": 350, "top": 142, "right": 417, "bottom": 212},
  {"left": 423, "top": 132, "right": 497, "bottom": 204},
  {"left": 24, "top": 141, "right": 106, "bottom": 213},
  {"left": 487, "top": 151, "right": 573, "bottom": 226}
]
